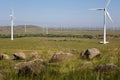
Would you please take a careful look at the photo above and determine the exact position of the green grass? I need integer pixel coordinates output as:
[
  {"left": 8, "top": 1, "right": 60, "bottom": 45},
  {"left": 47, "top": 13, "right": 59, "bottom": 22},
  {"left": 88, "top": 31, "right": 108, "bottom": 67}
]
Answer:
[{"left": 0, "top": 37, "right": 120, "bottom": 80}]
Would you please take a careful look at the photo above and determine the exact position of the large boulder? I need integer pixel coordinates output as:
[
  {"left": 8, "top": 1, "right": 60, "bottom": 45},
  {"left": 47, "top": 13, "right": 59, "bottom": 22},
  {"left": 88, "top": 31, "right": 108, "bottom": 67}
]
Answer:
[
  {"left": 17, "top": 59, "right": 45, "bottom": 77},
  {"left": 81, "top": 61, "right": 93, "bottom": 68},
  {"left": 13, "top": 52, "right": 26, "bottom": 60},
  {"left": 81, "top": 48, "right": 100, "bottom": 60},
  {"left": 94, "top": 63, "right": 120, "bottom": 73},
  {"left": 0, "top": 54, "right": 10, "bottom": 60},
  {"left": 49, "top": 51, "right": 75, "bottom": 63}
]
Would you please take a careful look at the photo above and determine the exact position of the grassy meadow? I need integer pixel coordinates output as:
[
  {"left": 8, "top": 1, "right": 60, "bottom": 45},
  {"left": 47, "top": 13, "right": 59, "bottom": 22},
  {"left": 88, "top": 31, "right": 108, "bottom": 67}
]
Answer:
[
  {"left": 0, "top": 26, "right": 120, "bottom": 80},
  {"left": 0, "top": 37, "right": 120, "bottom": 80}
]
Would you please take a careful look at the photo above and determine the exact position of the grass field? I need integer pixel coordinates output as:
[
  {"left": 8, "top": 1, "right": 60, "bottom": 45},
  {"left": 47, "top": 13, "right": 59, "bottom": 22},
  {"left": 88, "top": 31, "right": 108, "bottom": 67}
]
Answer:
[
  {"left": 0, "top": 26, "right": 120, "bottom": 80},
  {"left": 0, "top": 37, "right": 119, "bottom": 54},
  {"left": 0, "top": 36, "right": 120, "bottom": 80}
]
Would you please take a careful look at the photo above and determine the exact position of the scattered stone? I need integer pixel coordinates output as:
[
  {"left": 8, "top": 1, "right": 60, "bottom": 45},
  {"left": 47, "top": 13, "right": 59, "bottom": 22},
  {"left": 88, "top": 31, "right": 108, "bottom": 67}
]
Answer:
[
  {"left": 94, "top": 63, "right": 120, "bottom": 73},
  {"left": 13, "top": 52, "right": 26, "bottom": 60},
  {"left": 0, "top": 71, "right": 5, "bottom": 80},
  {"left": 81, "top": 48, "right": 100, "bottom": 60},
  {"left": 28, "top": 52, "right": 38, "bottom": 59},
  {"left": 0, "top": 54, "right": 10, "bottom": 60},
  {"left": 81, "top": 62, "right": 93, "bottom": 67},
  {"left": 70, "top": 49, "right": 80, "bottom": 54},
  {"left": 17, "top": 59, "right": 45, "bottom": 77},
  {"left": 49, "top": 51, "right": 75, "bottom": 63}
]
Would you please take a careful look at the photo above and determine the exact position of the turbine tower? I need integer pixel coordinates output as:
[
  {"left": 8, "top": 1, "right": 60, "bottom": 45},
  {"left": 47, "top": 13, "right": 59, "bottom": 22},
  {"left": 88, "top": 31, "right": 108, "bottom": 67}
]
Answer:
[
  {"left": 42, "top": 26, "right": 45, "bottom": 34},
  {"left": 25, "top": 24, "right": 27, "bottom": 32},
  {"left": 60, "top": 24, "right": 63, "bottom": 32},
  {"left": 10, "top": 9, "right": 14, "bottom": 40},
  {"left": 46, "top": 27, "right": 48, "bottom": 34},
  {"left": 89, "top": 0, "right": 113, "bottom": 44}
]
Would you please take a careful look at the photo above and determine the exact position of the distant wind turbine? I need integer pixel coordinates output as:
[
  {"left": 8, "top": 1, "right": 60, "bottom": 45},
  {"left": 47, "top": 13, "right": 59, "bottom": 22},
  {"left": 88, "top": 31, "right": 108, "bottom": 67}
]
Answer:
[
  {"left": 89, "top": 0, "right": 113, "bottom": 44},
  {"left": 60, "top": 24, "right": 63, "bottom": 32},
  {"left": 10, "top": 9, "right": 14, "bottom": 40},
  {"left": 24, "top": 24, "right": 27, "bottom": 32},
  {"left": 46, "top": 27, "right": 48, "bottom": 34},
  {"left": 42, "top": 26, "right": 45, "bottom": 33}
]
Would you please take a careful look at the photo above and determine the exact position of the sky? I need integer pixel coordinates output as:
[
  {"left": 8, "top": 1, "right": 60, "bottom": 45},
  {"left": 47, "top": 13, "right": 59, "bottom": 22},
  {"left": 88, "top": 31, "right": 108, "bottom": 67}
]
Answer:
[{"left": 0, "top": 0, "right": 120, "bottom": 29}]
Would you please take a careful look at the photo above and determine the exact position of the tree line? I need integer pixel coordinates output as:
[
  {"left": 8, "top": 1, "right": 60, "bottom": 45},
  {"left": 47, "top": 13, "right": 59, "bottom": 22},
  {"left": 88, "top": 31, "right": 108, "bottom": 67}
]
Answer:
[{"left": 0, "top": 34, "right": 119, "bottom": 39}]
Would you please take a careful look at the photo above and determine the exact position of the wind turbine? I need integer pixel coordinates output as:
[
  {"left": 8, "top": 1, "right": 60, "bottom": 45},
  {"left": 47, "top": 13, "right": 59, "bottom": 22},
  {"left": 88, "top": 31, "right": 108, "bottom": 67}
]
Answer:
[
  {"left": 46, "top": 27, "right": 48, "bottom": 34},
  {"left": 42, "top": 26, "right": 45, "bottom": 34},
  {"left": 24, "top": 24, "right": 27, "bottom": 32},
  {"left": 60, "top": 24, "right": 63, "bottom": 32},
  {"left": 10, "top": 9, "right": 14, "bottom": 40},
  {"left": 89, "top": 0, "right": 113, "bottom": 44}
]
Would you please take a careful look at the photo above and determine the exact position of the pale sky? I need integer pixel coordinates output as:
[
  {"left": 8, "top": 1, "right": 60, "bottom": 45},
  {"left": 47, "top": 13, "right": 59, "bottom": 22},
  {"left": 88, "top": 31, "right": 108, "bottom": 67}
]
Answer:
[{"left": 0, "top": 0, "right": 120, "bottom": 29}]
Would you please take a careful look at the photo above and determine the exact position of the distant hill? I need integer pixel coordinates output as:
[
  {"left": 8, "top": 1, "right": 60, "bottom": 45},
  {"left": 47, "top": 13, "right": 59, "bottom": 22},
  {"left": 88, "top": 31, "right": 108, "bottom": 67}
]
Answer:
[
  {"left": 0, "top": 25, "right": 119, "bottom": 39},
  {"left": 0, "top": 25, "right": 43, "bottom": 34}
]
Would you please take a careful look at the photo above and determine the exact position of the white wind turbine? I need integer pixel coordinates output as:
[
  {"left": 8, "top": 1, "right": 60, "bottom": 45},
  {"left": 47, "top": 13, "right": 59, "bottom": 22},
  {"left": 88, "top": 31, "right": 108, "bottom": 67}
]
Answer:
[
  {"left": 46, "top": 27, "right": 48, "bottom": 34},
  {"left": 89, "top": 0, "right": 113, "bottom": 44},
  {"left": 24, "top": 24, "right": 27, "bottom": 32},
  {"left": 60, "top": 24, "right": 63, "bottom": 32},
  {"left": 42, "top": 26, "right": 44, "bottom": 33},
  {"left": 10, "top": 9, "right": 14, "bottom": 40}
]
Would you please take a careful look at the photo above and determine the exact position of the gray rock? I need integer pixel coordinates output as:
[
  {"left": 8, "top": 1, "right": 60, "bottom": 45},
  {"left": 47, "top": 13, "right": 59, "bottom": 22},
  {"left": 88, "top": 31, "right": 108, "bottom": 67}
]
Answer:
[
  {"left": 49, "top": 51, "right": 75, "bottom": 63},
  {"left": 28, "top": 52, "right": 38, "bottom": 59},
  {"left": 94, "top": 63, "right": 120, "bottom": 73},
  {"left": 81, "top": 62, "right": 93, "bottom": 67},
  {"left": 81, "top": 48, "right": 100, "bottom": 60},
  {"left": 0, "top": 54, "right": 10, "bottom": 60},
  {"left": 13, "top": 52, "right": 26, "bottom": 60},
  {"left": 17, "top": 59, "right": 45, "bottom": 77},
  {"left": 14, "top": 62, "right": 28, "bottom": 69}
]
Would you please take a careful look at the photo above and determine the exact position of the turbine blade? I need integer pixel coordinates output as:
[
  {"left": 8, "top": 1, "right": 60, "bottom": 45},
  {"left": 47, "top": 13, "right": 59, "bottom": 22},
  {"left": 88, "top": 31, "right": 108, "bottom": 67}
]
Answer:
[
  {"left": 12, "top": 9, "right": 14, "bottom": 15},
  {"left": 10, "top": 8, "right": 14, "bottom": 16},
  {"left": 10, "top": 8, "right": 15, "bottom": 20},
  {"left": 106, "top": 10, "right": 113, "bottom": 22},
  {"left": 106, "top": 0, "right": 111, "bottom": 8},
  {"left": 89, "top": 8, "right": 104, "bottom": 11}
]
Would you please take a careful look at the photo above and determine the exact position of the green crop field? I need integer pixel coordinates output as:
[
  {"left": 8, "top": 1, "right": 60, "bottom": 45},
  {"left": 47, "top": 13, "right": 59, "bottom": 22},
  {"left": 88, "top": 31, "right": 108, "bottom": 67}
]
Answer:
[{"left": 0, "top": 36, "right": 120, "bottom": 80}]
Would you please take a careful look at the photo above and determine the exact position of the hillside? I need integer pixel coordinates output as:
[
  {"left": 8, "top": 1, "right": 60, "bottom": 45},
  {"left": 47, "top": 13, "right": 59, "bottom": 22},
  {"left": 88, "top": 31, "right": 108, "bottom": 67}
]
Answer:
[
  {"left": 0, "top": 25, "right": 119, "bottom": 39},
  {"left": 0, "top": 25, "right": 43, "bottom": 34}
]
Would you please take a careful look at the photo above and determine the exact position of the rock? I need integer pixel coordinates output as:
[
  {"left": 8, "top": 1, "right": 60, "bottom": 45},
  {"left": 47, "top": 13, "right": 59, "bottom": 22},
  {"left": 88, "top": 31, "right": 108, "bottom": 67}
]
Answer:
[
  {"left": 0, "top": 54, "right": 10, "bottom": 60},
  {"left": 94, "top": 63, "right": 120, "bottom": 73},
  {"left": 13, "top": 52, "right": 26, "bottom": 60},
  {"left": 14, "top": 62, "right": 28, "bottom": 69},
  {"left": 28, "top": 52, "right": 38, "bottom": 59},
  {"left": 17, "top": 59, "right": 45, "bottom": 77},
  {"left": 0, "top": 71, "right": 5, "bottom": 80},
  {"left": 81, "top": 48, "right": 100, "bottom": 60},
  {"left": 49, "top": 51, "right": 75, "bottom": 63},
  {"left": 70, "top": 49, "right": 80, "bottom": 54},
  {"left": 81, "top": 62, "right": 93, "bottom": 67}
]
